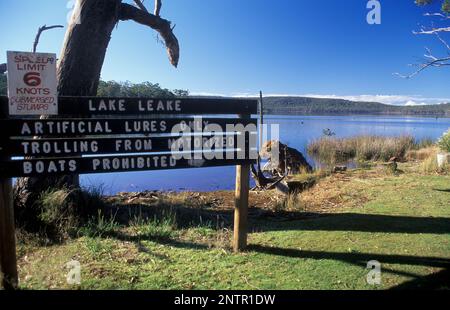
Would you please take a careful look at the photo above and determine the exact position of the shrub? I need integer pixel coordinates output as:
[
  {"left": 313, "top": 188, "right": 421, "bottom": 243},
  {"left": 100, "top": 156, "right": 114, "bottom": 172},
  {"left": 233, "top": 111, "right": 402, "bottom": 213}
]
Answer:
[
  {"left": 30, "top": 186, "right": 107, "bottom": 239},
  {"left": 406, "top": 147, "right": 438, "bottom": 162},
  {"left": 437, "top": 129, "right": 450, "bottom": 153},
  {"left": 421, "top": 151, "right": 450, "bottom": 174},
  {"left": 38, "top": 188, "right": 79, "bottom": 237},
  {"left": 307, "top": 135, "right": 417, "bottom": 164}
]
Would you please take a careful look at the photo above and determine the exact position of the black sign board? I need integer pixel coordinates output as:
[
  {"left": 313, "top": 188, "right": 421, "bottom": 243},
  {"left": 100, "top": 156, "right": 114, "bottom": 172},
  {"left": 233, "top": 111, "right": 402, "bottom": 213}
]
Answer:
[
  {"left": 0, "top": 134, "right": 256, "bottom": 157},
  {"left": 0, "top": 96, "right": 257, "bottom": 283},
  {"left": 0, "top": 96, "right": 257, "bottom": 117},
  {"left": 0, "top": 96, "right": 258, "bottom": 177},
  {"left": 0, "top": 117, "right": 256, "bottom": 137},
  {"left": 0, "top": 152, "right": 253, "bottom": 178}
]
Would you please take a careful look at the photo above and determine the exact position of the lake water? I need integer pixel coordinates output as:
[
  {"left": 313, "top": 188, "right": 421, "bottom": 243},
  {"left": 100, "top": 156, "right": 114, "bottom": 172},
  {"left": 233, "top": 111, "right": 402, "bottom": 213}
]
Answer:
[{"left": 81, "top": 115, "right": 450, "bottom": 194}]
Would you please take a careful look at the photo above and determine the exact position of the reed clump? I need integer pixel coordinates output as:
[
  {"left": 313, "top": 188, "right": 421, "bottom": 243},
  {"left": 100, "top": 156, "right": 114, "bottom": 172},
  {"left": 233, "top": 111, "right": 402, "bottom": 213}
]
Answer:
[{"left": 307, "top": 135, "right": 430, "bottom": 164}]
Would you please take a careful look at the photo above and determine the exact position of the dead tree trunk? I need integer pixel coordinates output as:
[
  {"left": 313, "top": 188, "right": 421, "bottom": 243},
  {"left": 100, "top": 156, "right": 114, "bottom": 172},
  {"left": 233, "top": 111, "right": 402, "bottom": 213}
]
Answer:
[
  {"left": 14, "top": 0, "right": 122, "bottom": 222},
  {"left": 57, "top": 0, "right": 122, "bottom": 96},
  {"left": 14, "top": 0, "right": 179, "bottom": 226}
]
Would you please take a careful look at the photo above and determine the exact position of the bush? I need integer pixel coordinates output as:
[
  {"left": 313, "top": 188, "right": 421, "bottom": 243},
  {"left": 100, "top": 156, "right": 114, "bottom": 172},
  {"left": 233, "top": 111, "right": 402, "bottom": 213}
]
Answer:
[
  {"left": 437, "top": 129, "right": 450, "bottom": 153},
  {"left": 307, "top": 135, "right": 417, "bottom": 164},
  {"left": 406, "top": 147, "right": 438, "bottom": 162},
  {"left": 30, "top": 186, "right": 107, "bottom": 239},
  {"left": 421, "top": 151, "right": 450, "bottom": 174},
  {"left": 38, "top": 188, "right": 79, "bottom": 236}
]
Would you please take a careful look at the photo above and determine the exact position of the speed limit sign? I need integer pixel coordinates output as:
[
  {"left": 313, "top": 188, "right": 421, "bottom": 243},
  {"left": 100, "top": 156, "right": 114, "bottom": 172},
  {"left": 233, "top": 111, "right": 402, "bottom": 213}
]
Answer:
[{"left": 6, "top": 51, "right": 58, "bottom": 115}]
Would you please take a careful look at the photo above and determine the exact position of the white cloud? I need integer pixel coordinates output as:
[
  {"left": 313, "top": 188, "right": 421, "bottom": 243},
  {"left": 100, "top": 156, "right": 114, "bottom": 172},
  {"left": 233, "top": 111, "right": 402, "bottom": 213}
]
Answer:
[
  {"left": 404, "top": 100, "right": 427, "bottom": 106},
  {"left": 282, "top": 94, "right": 450, "bottom": 106}
]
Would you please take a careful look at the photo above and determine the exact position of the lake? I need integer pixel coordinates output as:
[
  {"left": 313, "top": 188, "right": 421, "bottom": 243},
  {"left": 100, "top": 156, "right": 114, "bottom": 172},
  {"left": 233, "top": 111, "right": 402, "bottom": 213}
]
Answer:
[{"left": 81, "top": 115, "right": 450, "bottom": 194}]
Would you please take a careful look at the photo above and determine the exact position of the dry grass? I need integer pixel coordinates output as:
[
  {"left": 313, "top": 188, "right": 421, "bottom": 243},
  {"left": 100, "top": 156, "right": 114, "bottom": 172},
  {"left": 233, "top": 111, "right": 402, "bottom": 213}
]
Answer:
[
  {"left": 420, "top": 151, "right": 450, "bottom": 174},
  {"left": 307, "top": 135, "right": 427, "bottom": 164},
  {"left": 406, "top": 146, "right": 439, "bottom": 162},
  {"left": 289, "top": 168, "right": 330, "bottom": 183},
  {"left": 299, "top": 173, "right": 371, "bottom": 212},
  {"left": 274, "top": 194, "right": 303, "bottom": 212}
]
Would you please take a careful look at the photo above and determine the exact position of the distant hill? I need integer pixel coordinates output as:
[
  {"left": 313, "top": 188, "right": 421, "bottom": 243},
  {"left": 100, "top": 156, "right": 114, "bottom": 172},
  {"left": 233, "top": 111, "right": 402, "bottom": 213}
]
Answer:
[
  {"left": 1, "top": 74, "right": 448, "bottom": 116},
  {"left": 260, "top": 96, "right": 450, "bottom": 117}
]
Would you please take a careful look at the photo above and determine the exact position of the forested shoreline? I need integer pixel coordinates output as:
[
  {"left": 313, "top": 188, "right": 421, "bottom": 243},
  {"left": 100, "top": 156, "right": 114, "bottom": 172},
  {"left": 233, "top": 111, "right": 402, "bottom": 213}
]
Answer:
[{"left": 1, "top": 75, "right": 449, "bottom": 116}]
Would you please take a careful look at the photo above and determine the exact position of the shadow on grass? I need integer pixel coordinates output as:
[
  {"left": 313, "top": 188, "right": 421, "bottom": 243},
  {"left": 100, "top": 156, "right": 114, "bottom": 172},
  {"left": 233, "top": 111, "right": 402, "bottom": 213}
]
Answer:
[
  {"left": 258, "top": 213, "right": 450, "bottom": 235},
  {"left": 433, "top": 188, "right": 450, "bottom": 193},
  {"left": 390, "top": 268, "right": 450, "bottom": 290},
  {"left": 112, "top": 231, "right": 209, "bottom": 251},
  {"left": 93, "top": 202, "right": 450, "bottom": 289},
  {"left": 249, "top": 245, "right": 450, "bottom": 269},
  {"left": 107, "top": 203, "right": 450, "bottom": 235},
  {"left": 249, "top": 244, "right": 450, "bottom": 288}
]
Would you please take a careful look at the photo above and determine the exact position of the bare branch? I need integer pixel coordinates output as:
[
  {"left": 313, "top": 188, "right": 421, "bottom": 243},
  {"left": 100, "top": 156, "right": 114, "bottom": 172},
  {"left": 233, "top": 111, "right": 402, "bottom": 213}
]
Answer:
[
  {"left": 154, "top": 0, "right": 162, "bottom": 16},
  {"left": 33, "top": 24, "right": 64, "bottom": 53},
  {"left": 119, "top": 3, "right": 179, "bottom": 67},
  {"left": 413, "top": 26, "right": 450, "bottom": 35},
  {"left": 424, "top": 13, "right": 450, "bottom": 19},
  {"left": 133, "top": 0, "right": 148, "bottom": 12},
  {"left": 394, "top": 56, "right": 450, "bottom": 78},
  {"left": 435, "top": 32, "right": 450, "bottom": 51}
]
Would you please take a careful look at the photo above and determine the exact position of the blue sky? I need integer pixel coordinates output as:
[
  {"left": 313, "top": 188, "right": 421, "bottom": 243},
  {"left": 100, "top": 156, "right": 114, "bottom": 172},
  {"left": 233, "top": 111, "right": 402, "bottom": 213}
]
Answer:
[{"left": 0, "top": 0, "right": 449, "bottom": 105}]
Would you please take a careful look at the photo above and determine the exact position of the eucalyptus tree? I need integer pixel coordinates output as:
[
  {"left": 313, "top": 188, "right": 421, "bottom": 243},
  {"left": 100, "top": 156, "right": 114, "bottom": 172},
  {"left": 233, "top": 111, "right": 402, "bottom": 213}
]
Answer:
[{"left": 15, "top": 0, "right": 180, "bottom": 214}]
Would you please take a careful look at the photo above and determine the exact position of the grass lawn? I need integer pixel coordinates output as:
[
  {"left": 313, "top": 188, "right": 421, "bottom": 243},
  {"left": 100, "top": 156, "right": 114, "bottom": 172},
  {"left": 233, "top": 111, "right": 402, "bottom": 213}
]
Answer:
[{"left": 16, "top": 165, "right": 450, "bottom": 290}]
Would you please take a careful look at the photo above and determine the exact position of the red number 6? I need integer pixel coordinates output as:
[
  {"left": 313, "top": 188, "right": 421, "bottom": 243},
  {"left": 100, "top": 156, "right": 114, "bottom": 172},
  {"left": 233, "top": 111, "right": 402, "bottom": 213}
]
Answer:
[{"left": 24, "top": 72, "right": 42, "bottom": 87}]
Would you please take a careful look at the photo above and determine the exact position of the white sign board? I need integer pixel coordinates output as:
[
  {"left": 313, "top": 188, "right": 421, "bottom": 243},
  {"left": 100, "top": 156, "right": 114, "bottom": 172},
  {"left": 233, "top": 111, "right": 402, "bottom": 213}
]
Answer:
[{"left": 7, "top": 51, "right": 58, "bottom": 115}]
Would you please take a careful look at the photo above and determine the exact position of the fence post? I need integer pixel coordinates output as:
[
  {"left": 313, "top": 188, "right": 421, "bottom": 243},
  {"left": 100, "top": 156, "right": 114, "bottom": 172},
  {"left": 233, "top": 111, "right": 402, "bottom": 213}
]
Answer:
[
  {"left": 0, "top": 175, "right": 18, "bottom": 289},
  {"left": 233, "top": 114, "right": 250, "bottom": 252},
  {"left": 0, "top": 101, "right": 18, "bottom": 290}
]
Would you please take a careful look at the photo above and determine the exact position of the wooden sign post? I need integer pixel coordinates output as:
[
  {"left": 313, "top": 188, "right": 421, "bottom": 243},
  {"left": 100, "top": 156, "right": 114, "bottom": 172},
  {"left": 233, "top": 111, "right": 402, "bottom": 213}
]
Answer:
[
  {"left": 233, "top": 114, "right": 251, "bottom": 252},
  {"left": 0, "top": 158, "right": 18, "bottom": 290},
  {"left": 233, "top": 164, "right": 250, "bottom": 252},
  {"left": 0, "top": 96, "right": 257, "bottom": 287}
]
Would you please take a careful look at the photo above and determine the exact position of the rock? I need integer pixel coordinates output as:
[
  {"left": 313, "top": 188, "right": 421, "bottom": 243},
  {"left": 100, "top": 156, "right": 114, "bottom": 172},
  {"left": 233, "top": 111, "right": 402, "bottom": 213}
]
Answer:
[{"left": 260, "top": 140, "right": 313, "bottom": 176}]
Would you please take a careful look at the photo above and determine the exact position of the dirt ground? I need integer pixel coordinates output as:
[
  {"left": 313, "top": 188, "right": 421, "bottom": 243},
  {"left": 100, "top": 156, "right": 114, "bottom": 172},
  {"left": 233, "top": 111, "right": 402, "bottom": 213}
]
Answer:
[{"left": 105, "top": 167, "right": 386, "bottom": 226}]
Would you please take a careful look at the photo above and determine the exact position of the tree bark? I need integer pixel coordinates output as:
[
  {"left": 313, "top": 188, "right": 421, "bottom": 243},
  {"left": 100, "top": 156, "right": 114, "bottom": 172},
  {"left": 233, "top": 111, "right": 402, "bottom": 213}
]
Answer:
[
  {"left": 57, "top": 0, "right": 122, "bottom": 96},
  {"left": 14, "top": 0, "right": 123, "bottom": 220},
  {"left": 13, "top": 0, "right": 180, "bottom": 228}
]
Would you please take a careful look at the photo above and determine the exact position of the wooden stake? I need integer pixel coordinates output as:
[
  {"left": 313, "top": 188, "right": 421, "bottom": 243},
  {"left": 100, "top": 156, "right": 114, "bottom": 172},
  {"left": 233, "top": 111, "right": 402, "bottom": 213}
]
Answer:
[
  {"left": 234, "top": 164, "right": 250, "bottom": 252},
  {"left": 233, "top": 114, "right": 251, "bottom": 252},
  {"left": 0, "top": 176, "right": 18, "bottom": 289},
  {"left": 259, "top": 91, "right": 264, "bottom": 151}
]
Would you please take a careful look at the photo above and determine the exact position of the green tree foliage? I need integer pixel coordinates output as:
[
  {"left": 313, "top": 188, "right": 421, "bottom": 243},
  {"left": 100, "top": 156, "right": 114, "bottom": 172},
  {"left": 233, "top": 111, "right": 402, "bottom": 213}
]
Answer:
[
  {"left": 0, "top": 74, "right": 6, "bottom": 95},
  {"left": 443, "top": 0, "right": 450, "bottom": 12},
  {"left": 262, "top": 96, "right": 450, "bottom": 116},
  {"left": 0, "top": 76, "right": 189, "bottom": 98},
  {"left": 437, "top": 129, "right": 450, "bottom": 152},
  {"left": 415, "top": 0, "right": 450, "bottom": 13},
  {"left": 97, "top": 80, "right": 189, "bottom": 98}
]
